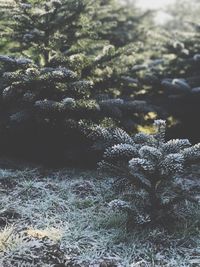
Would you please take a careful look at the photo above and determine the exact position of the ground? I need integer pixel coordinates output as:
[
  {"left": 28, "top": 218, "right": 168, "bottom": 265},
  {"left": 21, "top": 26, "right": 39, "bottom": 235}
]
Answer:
[{"left": 0, "top": 159, "right": 199, "bottom": 267}]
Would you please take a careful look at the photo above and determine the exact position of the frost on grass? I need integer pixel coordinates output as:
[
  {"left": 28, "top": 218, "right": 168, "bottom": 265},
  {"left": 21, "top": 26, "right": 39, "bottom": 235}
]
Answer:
[{"left": 0, "top": 167, "right": 199, "bottom": 266}]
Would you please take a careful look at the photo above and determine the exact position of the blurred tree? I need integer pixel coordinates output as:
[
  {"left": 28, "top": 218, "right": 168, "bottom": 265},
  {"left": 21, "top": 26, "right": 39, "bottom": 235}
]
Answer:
[
  {"left": 136, "top": 19, "right": 200, "bottom": 143},
  {"left": 164, "top": 0, "right": 200, "bottom": 31},
  {"left": 0, "top": 0, "right": 156, "bottom": 129},
  {"left": 0, "top": 0, "right": 159, "bottom": 164},
  {"left": 0, "top": 0, "right": 149, "bottom": 63}
]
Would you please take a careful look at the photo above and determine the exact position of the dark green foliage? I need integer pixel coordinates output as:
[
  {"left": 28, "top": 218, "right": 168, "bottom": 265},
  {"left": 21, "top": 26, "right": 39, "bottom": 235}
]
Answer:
[
  {"left": 0, "top": 0, "right": 153, "bottom": 99},
  {"left": 0, "top": 55, "right": 155, "bottom": 164},
  {"left": 0, "top": 0, "right": 157, "bottom": 164},
  {"left": 0, "top": 0, "right": 198, "bottom": 166},
  {"left": 1, "top": 0, "right": 91, "bottom": 65},
  {"left": 1, "top": 0, "right": 145, "bottom": 59},
  {"left": 160, "top": 26, "right": 200, "bottom": 143},
  {"left": 98, "top": 120, "right": 200, "bottom": 227},
  {"left": 0, "top": 55, "right": 95, "bottom": 164}
]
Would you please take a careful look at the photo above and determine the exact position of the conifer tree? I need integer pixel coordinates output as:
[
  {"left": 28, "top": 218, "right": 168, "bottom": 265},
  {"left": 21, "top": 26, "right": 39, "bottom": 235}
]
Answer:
[
  {"left": 97, "top": 120, "right": 200, "bottom": 227},
  {"left": 157, "top": 23, "right": 200, "bottom": 143},
  {"left": 0, "top": 55, "right": 93, "bottom": 163},
  {"left": 133, "top": 7, "right": 200, "bottom": 143},
  {"left": 0, "top": 54, "right": 155, "bottom": 164},
  {"left": 0, "top": 0, "right": 152, "bottom": 98},
  {"left": 0, "top": 0, "right": 157, "bottom": 163}
]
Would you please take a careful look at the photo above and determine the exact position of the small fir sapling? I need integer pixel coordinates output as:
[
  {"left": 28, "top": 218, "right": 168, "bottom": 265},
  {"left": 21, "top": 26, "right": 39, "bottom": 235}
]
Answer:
[{"left": 98, "top": 120, "right": 200, "bottom": 226}]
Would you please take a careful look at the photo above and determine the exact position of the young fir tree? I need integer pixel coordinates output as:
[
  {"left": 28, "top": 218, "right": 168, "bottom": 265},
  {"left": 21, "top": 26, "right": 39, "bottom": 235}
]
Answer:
[
  {"left": 0, "top": 0, "right": 157, "bottom": 164},
  {"left": 0, "top": 0, "right": 153, "bottom": 99},
  {"left": 0, "top": 54, "right": 155, "bottom": 164},
  {"left": 0, "top": 55, "right": 93, "bottom": 164},
  {"left": 132, "top": 9, "right": 200, "bottom": 143},
  {"left": 97, "top": 120, "right": 200, "bottom": 227}
]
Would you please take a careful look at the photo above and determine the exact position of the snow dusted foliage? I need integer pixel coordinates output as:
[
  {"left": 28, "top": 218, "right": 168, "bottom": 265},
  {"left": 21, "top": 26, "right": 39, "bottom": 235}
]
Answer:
[
  {"left": 98, "top": 120, "right": 200, "bottom": 226},
  {"left": 88, "top": 125, "right": 135, "bottom": 152}
]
